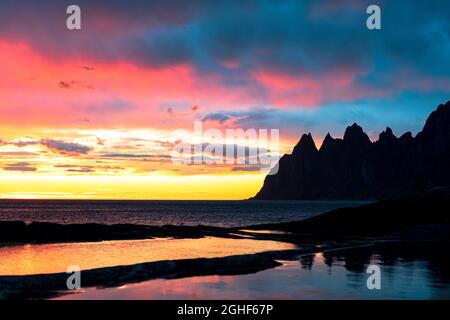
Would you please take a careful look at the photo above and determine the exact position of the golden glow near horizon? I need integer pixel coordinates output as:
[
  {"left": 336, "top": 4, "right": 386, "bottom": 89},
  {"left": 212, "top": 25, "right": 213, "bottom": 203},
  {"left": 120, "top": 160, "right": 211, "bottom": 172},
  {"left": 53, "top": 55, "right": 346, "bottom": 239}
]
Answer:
[
  {"left": 0, "top": 41, "right": 304, "bottom": 201},
  {"left": 0, "top": 173, "right": 265, "bottom": 200},
  {"left": 0, "top": 128, "right": 278, "bottom": 200}
]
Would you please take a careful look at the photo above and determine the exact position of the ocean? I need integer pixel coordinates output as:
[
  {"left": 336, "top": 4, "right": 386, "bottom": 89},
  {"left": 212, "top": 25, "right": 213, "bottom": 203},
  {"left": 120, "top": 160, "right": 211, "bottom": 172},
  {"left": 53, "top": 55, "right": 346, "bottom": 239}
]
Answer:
[{"left": 0, "top": 200, "right": 366, "bottom": 227}]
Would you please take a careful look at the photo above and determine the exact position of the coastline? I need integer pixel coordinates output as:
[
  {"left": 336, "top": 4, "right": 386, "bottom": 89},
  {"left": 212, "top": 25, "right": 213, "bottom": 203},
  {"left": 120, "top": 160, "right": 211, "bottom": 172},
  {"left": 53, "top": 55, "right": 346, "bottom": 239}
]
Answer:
[{"left": 1, "top": 188, "right": 450, "bottom": 300}]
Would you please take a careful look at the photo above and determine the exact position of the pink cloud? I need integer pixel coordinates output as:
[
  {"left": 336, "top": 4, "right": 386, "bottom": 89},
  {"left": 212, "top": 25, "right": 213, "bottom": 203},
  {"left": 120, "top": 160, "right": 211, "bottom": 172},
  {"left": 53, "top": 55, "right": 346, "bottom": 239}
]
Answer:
[
  {"left": 252, "top": 67, "right": 385, "bottom": 108},
  {"left": 0, "top": 40, "right": 390, "bottom": 133},
  {"left": 253, "top": 71, "right": 323, "bottom": 107},
  {"left": 0, "top": 41, "right": 260, "bottom": 130}
]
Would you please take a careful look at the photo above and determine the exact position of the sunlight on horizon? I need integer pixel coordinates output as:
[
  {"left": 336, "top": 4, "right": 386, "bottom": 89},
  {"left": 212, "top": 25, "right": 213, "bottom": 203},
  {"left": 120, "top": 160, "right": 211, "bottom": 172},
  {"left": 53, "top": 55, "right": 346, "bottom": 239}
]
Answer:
[{"left": 0, "top": 173, "right": 265, "bottom": 200}]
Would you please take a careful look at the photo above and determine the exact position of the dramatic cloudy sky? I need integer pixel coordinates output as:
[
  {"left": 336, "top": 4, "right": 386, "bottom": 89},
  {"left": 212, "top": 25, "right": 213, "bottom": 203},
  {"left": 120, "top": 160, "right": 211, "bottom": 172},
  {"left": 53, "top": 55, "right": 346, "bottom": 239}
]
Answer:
[{"left": 0, "top": 0, "right": 449, "bottom": 199}]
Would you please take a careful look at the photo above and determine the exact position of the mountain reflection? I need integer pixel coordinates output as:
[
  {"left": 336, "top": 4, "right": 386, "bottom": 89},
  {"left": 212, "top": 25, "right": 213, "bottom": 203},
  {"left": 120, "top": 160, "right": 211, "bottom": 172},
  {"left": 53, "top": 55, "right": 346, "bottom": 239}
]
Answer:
[{"left": 303, "top": 242, "right": 450, "bottom": 294}]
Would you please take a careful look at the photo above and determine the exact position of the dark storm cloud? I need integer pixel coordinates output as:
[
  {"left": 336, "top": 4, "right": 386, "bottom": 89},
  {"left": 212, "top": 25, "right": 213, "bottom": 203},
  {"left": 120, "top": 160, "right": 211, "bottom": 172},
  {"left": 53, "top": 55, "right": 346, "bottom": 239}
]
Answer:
[
  {"left": 231, "top": 165, "right": 262, "bottom": 172},
  {"left": 0, "top": 138, "right": 92, "bottom": 155},
  {"left": 0, "top": 0, "right": 448, "bottom": 111},
  {"left": 0, "top": 0, "right": 448, "bottom": 76},
  {"left": 3, "top": 162, "right": 37, "bottom": 172},
  {"left": 40, "top": 139, "right": 93, "bottom": 155}
]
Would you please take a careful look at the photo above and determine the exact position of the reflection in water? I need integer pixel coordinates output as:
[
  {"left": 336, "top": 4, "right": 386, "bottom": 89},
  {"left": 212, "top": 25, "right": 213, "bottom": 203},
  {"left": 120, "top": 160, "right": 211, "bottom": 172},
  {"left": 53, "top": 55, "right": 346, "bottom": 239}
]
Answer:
[
  {"left": 56, "top": 242, "right": 450, "bottom": 300},
  {"left": 0, "top": 237, "right": 296, "bottom": 275}
]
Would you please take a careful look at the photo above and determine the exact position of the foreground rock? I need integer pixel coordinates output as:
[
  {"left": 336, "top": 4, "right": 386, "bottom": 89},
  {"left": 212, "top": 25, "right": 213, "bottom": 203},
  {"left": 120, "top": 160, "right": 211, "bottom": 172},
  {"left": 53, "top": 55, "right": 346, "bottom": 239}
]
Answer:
[
  {"left": 0, "top": 221, "right": 235, "bottom": 244},
  {"left": 249, "top": 188, "right": 450, "bottom": 237}
]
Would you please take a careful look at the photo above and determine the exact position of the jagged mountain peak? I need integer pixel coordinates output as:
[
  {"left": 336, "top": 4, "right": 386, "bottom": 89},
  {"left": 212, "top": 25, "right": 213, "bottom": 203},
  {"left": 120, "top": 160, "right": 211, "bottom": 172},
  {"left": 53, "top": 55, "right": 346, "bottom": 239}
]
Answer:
[
  {"left": 385, "top": 127, "right": 393, "bottom": 136},
  {"left": 343, "top": 123, "right": 371, "bottom": 145},
  {"left": 379, "top": 127, "right": 397, "bottom": 143},
  {"left": 399, "top": 131, "right": 413, "bottom": 141},
  {"left": 253, "top": 101, "right": 450, "bottom": 201},
  {"left": 422, "top": 100, "right": 450, "bottom": 134},
  {"left": 344, "top": 123, "right": 362, "bottom": 136},
  {"left": 292, "top": 133, "right": 317, "bottom": 155},
  {"left": 437, "top": 100, "right": 450, "bottom": 112},
  {"left": 322, "top": 132, "right": 334, "bottom": 145},
  {"left": 324, "top": 132, "right": 333, "bottom": 140},
  {"left": 320, "top": 133, "right": 341, "bottom": 152}
]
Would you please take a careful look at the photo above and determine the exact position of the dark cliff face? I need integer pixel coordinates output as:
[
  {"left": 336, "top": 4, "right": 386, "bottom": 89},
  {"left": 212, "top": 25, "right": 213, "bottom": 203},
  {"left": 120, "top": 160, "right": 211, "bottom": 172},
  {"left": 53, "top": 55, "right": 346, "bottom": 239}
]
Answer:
[{"left": 253, "top": 101, "right": 450, "bottom": 200}]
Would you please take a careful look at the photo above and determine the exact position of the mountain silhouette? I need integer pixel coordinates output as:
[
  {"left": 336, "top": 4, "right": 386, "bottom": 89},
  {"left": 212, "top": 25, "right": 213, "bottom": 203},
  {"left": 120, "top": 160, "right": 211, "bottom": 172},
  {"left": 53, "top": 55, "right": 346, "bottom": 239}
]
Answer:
[{"left": 253, "top": 101, "right": 450, "bottom": 200}]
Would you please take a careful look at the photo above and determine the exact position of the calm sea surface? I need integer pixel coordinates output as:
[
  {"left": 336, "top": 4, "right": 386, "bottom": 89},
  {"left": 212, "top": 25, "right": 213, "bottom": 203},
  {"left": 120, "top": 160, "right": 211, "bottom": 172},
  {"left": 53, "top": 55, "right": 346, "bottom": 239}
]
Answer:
[{"left": 0, "top": 200, "right": 366, "bottom": 227}]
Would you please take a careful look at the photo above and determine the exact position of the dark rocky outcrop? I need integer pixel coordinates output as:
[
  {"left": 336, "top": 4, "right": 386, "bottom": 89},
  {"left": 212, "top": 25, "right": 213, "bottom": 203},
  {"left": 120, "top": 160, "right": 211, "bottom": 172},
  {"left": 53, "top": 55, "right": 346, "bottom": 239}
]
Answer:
[
  {"left": 0, "top": 221, "right": 235, "bottom": 244},
  {"left": 254, "top": 101, "right": 450, "bottom": 200},
  {"left": 250, "top": 187, "right": 450, "bottom": 237}
]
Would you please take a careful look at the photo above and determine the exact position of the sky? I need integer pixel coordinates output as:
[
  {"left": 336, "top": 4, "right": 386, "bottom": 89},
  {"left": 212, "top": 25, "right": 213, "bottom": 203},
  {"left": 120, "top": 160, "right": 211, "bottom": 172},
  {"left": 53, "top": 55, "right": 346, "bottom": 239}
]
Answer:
[{"left": 0, "top": 0, "right": 449, "bottom": 199}]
